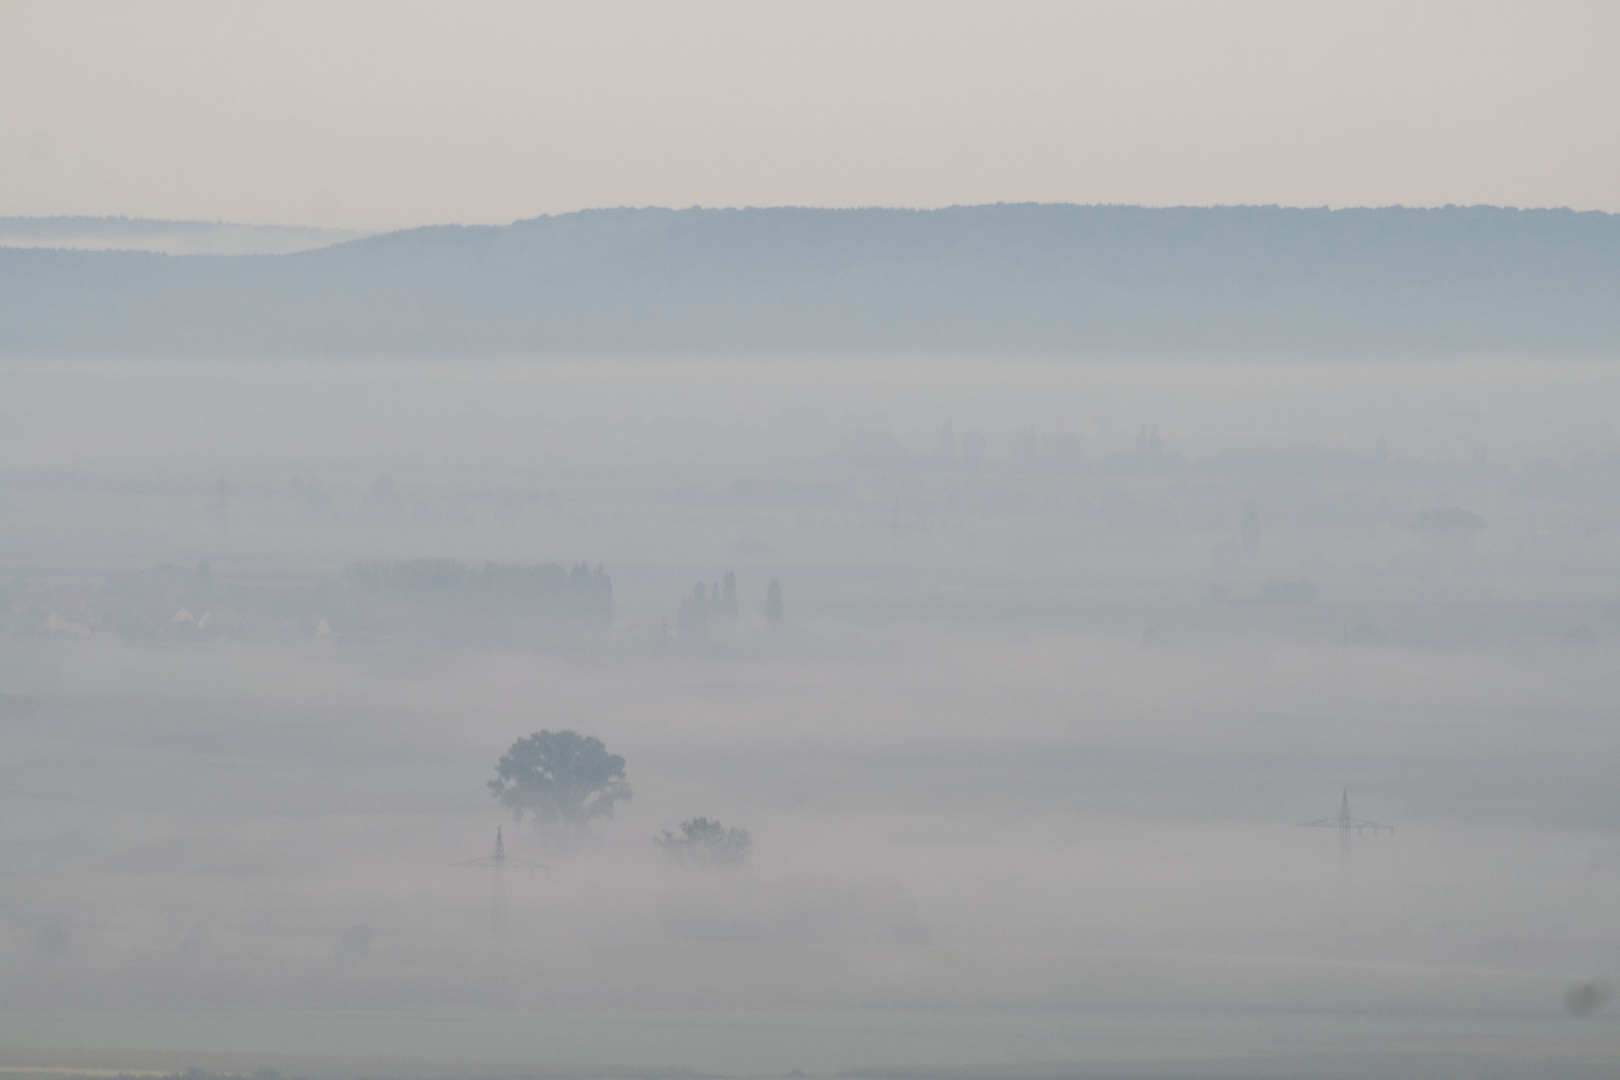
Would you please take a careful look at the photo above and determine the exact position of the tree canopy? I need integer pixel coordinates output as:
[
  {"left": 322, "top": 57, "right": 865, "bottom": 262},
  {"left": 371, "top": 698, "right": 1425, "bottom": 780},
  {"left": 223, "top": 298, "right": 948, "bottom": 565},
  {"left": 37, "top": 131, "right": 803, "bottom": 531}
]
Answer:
[
  {"left": 655, "top": 817, "right": 752, "bottom": 867},
  {"left": 488, "top": 730, "right": 631, "bottom": 836}
]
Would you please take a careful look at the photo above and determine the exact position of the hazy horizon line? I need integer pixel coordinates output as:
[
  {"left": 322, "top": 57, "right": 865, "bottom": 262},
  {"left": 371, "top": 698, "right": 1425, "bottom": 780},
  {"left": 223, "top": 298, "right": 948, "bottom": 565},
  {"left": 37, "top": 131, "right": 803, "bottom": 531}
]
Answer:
[{"left": 5, "top": 200, "right": 1615, "bottom": 237}]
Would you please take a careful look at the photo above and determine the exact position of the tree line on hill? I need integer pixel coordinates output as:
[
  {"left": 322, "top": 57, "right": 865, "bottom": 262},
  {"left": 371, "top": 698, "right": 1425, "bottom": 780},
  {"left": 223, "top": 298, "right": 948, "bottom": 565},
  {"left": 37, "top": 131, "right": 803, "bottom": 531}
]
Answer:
[{"left": 4, "top": 204, "right": 1617, "bottom": 354}]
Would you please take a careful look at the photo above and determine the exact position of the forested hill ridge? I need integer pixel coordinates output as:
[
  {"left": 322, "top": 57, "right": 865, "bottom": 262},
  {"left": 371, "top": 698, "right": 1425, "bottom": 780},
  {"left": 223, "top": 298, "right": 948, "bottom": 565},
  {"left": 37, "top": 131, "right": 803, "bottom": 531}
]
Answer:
[{"left": 3, "top": 203, "right": 1617, "bottom": 354}]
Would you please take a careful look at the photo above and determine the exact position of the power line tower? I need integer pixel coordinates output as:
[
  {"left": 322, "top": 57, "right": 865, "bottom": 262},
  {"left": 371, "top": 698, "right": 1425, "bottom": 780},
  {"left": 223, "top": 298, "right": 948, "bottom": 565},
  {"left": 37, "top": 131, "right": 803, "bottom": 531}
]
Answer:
[
  {"left": 455, "top": 827, "right": 543, "bottom": 966},
  {"left": 1299, "top": 789, "right": 1393, "bottom": 931},
  {"left": 216, "top": 474, "right": 230, "bottom": 555}
]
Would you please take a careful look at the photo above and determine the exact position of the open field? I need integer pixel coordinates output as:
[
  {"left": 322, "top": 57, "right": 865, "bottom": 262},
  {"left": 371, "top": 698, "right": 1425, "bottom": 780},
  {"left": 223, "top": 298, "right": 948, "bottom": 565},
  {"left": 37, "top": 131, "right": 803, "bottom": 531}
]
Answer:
[{"left": 4, "top": 355, "right": 1620, "bottom": 1077}]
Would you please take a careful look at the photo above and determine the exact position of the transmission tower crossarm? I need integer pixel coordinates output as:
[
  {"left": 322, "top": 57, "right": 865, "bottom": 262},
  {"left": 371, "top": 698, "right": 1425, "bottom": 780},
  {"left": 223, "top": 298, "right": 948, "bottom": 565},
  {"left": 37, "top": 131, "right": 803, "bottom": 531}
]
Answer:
[
  {"left": 454, "top": 826, "right": 547, "bottom": 869},
  {"left": 1297, "top": 789, "right": 1394, "bottom": 834},
  {"left": 1298, "top": 818, "right": 1393, "bottom": 831}
]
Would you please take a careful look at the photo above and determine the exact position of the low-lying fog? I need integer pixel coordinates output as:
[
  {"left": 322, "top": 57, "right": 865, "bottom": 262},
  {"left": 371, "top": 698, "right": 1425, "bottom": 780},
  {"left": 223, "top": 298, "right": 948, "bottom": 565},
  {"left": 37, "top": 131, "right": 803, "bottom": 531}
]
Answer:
[{"left": 3, "top": 355, "right": 1620, "bottom": 1076}]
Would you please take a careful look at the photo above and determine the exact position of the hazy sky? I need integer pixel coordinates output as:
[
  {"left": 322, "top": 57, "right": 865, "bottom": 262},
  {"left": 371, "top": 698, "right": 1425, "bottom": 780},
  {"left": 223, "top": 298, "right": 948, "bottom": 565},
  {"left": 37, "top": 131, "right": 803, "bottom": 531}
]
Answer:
[{"left": 3, "top": 1, "right": 1618, "bottom": 231}]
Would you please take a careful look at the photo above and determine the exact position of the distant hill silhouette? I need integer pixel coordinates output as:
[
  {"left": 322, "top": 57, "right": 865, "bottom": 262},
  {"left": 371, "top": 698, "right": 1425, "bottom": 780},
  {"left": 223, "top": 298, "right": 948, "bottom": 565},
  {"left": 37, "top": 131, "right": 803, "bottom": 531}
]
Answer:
[
  {"left": 0, "top": 215, "right": 370, "bottom": 256},
  {"left": 3, "top": 204, "right": 1617, "bottom": 353}
]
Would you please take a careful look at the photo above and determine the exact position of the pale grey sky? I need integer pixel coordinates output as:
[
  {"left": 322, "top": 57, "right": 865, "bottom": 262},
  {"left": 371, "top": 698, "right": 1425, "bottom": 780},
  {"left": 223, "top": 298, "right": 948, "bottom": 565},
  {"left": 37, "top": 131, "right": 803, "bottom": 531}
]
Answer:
[{"left": 2, "top": 0, "right": 1617, "bottom": 231}]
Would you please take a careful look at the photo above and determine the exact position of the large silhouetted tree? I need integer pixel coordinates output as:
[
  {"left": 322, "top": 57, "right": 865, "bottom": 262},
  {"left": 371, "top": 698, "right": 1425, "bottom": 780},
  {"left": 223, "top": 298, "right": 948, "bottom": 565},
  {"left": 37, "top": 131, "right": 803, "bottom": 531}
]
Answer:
[{"left": 488, "top": 730, "right": 631, "bottom": 837}]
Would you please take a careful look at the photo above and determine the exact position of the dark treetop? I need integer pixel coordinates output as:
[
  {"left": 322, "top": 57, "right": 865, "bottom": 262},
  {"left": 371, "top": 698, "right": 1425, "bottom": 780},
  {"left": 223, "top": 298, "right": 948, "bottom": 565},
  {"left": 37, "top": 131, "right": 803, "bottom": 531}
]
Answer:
[{"left": 489, "top": 730, "right": 632, "bottom": 835}]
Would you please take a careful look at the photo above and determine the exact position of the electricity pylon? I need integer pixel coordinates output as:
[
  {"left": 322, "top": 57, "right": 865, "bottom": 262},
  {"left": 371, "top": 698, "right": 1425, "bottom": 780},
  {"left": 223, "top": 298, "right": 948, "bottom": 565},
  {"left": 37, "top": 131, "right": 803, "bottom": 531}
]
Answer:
[
  {"left": 216, "top": 474, "right": 230, "bottom": 555},
  {"left": 455, "top": 827, "right": 544, "bottom": 964},
  {"left": 1300, "top": 790, "right": 1393, "bottom": 932},
  {"left": 1300, "top": 789, "right": 1394, "bottom": 857}
]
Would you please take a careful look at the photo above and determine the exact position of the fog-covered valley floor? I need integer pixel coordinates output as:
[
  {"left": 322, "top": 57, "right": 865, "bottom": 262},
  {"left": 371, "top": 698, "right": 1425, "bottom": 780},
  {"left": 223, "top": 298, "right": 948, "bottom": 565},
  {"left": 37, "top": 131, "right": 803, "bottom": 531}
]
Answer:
[{"left": 4, "top": 355, "right": 1620, "bottom": 1078}]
